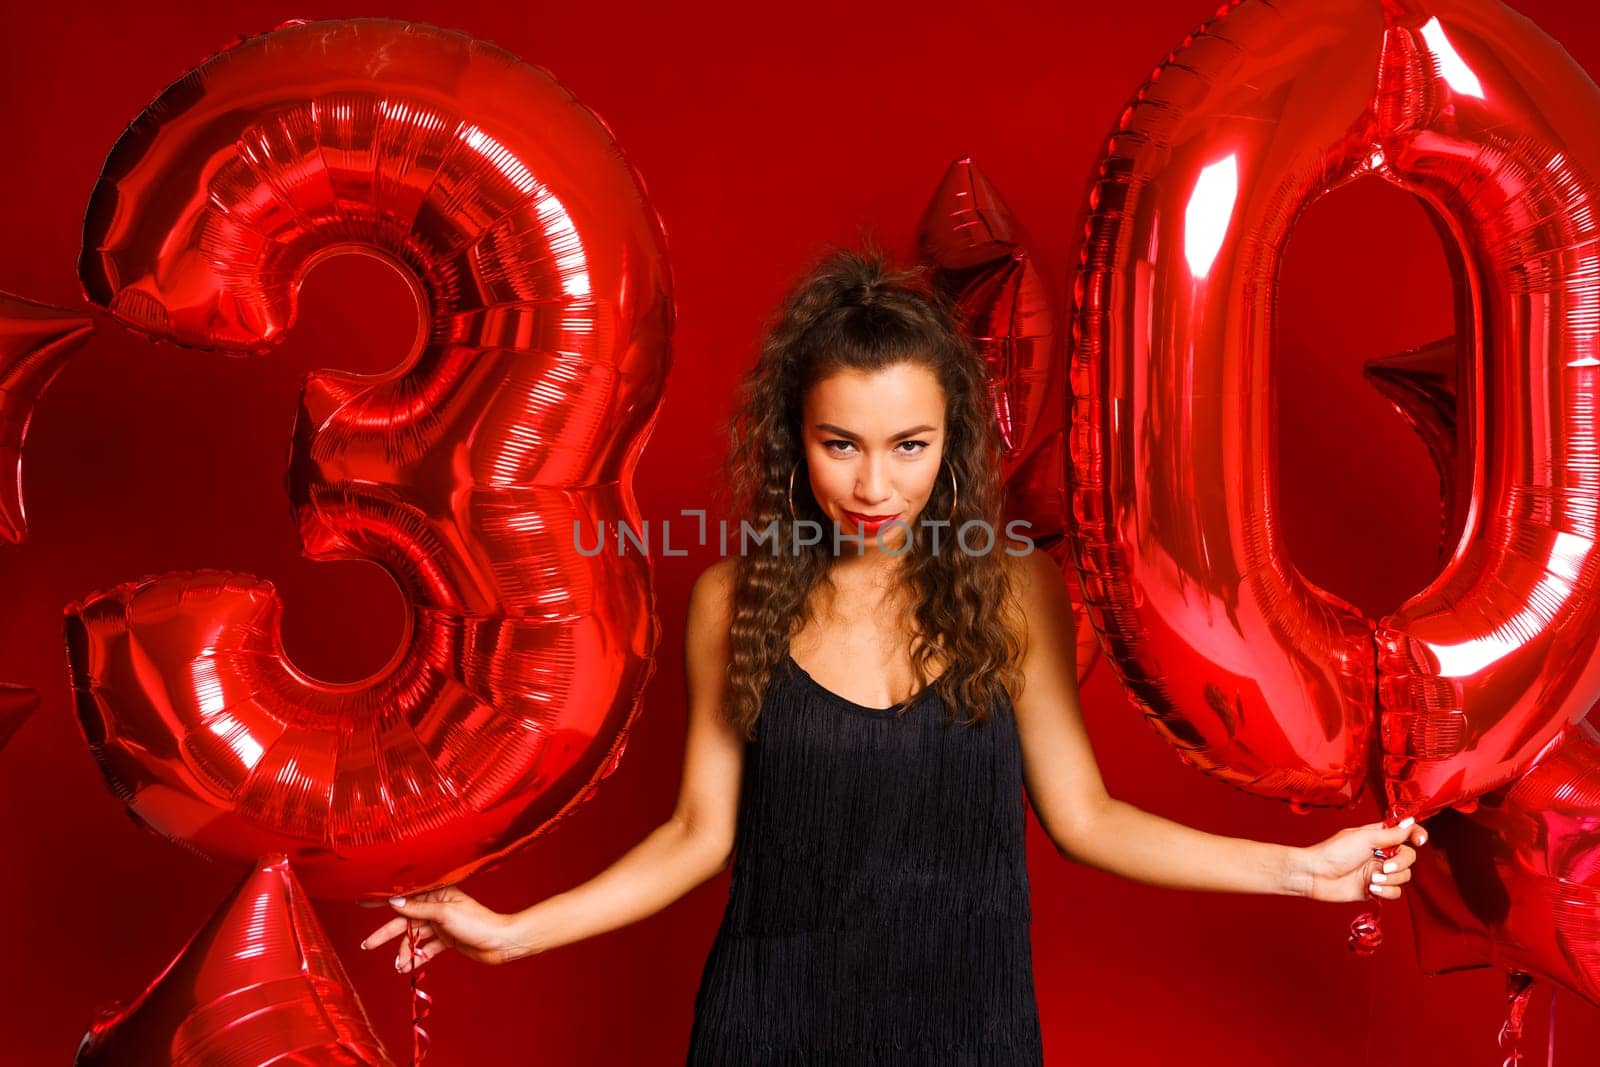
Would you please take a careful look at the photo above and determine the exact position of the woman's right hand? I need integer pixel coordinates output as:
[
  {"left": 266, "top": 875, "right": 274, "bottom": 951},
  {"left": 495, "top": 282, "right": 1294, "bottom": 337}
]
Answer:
[{"left": 360, "top": 885, "right": 532, "bottom": 972}]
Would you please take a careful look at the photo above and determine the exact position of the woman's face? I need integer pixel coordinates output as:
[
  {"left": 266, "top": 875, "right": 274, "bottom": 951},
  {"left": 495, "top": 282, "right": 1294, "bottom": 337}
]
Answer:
[{"left": 798, "top": 361, "right": 947, "bottom": 557}]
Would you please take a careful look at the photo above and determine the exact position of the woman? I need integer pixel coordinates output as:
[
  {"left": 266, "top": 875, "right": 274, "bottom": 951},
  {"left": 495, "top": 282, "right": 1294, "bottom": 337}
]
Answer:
[{"left": 361, "top": 246, "right": 1428, "bottom": 1064}]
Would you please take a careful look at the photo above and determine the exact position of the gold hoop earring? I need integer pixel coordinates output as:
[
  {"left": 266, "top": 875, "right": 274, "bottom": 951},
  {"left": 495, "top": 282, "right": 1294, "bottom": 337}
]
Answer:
[
  {"left": 944, "top": 460, "right": 959, "bottom": 523},
  {"left": 787, "top": 462, "right": 802, "bottom": 520}
]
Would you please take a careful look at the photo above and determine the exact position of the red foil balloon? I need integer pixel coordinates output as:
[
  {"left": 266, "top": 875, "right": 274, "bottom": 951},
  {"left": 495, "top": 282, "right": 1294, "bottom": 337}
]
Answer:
[
  {"left": 1370, "top": 312, "right": 1600, "bottom": 1010},
  {"left": 77, "top": 854, "right": 394, "bottom": 1065},
  {"left": 920, "top": 159, "right": 1056, "bottom": 469},
  {"left": 0, "top": 294, "right": 94, "bottom": 752},
  {"left": 1363, "top": 335, "right": 1472, "bottom": 573},
  {"left": 1362, "top": 0, "right": 1600, "bottom": 818},
  {"left": 1346, "top": 0, "right": 1600, "bottom": 819},
  {"left": 1, "top": 293, "right": 94, "bottom": 544},
  {"left": 1407, "top": 718, "right": 1600, "bottom": 1009},
  {"left": 917, "top": 158, "right": 1100, "bottom": 682},
  {"left": 67, "top": 18, "right": 672, "bottom": 899},
  {"left": 1069, "top": 0, "right": 1600, "bottom": 811},
  {"left": 0, "top": 686, "right": 37, "bottom": 753}
]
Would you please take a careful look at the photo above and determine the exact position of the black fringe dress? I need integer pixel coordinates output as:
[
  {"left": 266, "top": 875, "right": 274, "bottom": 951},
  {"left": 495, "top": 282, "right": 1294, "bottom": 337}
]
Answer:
[{"left": 685, "top": 652, "right": 1044, "bottom": 1065}]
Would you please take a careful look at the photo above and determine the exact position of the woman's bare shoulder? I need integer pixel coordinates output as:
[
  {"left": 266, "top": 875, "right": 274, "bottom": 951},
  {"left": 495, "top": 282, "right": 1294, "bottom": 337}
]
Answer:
[
  {"left": 688, "top": 558, "right": 737, "bottom": 627},
  {"left": 1006, "top": 543, "right": 1060, "bottom": 589},
  {"left": 693, "top": 557, "right": 737, "bottom": 598},
  {"left": 1001, "top": 545, "right": 1067, "bottom": 646}
]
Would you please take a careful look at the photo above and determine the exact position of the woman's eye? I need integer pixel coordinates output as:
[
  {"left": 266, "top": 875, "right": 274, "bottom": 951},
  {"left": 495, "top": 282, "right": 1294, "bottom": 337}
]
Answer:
[{"left": 820, "top": 439, "right": 929, "bottom": 454}]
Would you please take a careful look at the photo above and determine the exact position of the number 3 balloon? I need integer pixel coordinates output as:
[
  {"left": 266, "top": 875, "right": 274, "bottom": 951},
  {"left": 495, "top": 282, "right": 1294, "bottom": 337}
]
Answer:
[{"left": 66, "top": 18, "right": 673, "bottom": 899}]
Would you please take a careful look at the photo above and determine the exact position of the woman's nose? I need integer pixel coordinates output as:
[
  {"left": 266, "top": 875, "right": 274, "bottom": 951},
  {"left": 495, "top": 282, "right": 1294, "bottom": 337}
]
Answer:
[{"left": 855, "top": 458, "right": 891, "bottom": 502}]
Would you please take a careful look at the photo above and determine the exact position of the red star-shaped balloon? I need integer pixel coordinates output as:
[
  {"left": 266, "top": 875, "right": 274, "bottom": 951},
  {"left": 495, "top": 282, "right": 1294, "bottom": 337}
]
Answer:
[
  {"left": 0, "top": 292, "right": 93, "bottom": 754},
  {"left": 76, "top": 854, "right": 394, "bottom": 1065},
  {"left": 916, "top": 157, "right": 1100, "bottom": 684}
]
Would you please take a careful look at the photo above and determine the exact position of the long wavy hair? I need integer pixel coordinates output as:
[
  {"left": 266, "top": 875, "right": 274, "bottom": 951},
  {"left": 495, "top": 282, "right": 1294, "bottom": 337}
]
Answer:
[{"left": 714, "top": 244, "right": 1025, "bottom": 740}]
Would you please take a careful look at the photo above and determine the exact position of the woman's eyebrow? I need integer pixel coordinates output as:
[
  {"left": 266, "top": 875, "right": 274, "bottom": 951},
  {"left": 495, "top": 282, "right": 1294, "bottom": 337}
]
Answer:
[{"left": 814, "top": 422, "right": 937, "bottom": 441}]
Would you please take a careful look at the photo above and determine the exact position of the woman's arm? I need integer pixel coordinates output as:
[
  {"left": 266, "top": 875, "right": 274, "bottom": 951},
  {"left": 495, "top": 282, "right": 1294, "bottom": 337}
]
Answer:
[
  {"left": 504, "top": 558, "right": 746, "bottom": 955},
  {"left": 503, "top": 813, "right": 732, "bottom": 958},
  {"left": 366, "top": 559, "right": 747, "bottom": 969},
  {"left": 1053, "top": 797, "right": 1421, "bottom": 899},
  {"left": 1005, "top": 549, "right": 1426, "bottom": 903}
]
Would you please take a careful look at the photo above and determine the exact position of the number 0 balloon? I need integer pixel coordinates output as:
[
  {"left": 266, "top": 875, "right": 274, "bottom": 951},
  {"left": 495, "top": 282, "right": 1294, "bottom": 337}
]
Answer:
[
  {"left": 1069, "top": 0, "right": 1600, "bottom": 815},
  {"left": 66, "top": 18, "right": 673, "bottom": 899}
]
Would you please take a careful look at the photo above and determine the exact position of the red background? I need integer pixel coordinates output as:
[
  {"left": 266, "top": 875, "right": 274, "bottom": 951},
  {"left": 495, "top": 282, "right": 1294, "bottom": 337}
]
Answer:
[{"left": 2, "top": 1, "right": 1597, "bottom": 1063}]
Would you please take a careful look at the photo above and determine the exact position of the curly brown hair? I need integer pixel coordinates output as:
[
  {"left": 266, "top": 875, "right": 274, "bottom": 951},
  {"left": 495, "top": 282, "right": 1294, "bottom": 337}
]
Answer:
[{"left": 713, "top": 243, "right": 1026, "bottom": 740}]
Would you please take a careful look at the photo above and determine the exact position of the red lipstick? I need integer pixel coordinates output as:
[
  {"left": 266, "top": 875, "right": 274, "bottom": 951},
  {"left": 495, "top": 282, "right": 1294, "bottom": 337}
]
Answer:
[{"left": 842, "top": 509, "right": 902, "bottom": 531}]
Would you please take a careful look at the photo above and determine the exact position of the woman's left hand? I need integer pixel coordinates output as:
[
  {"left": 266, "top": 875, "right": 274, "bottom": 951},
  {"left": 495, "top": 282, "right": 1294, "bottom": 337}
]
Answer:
[{"left": 1295, "top": 817, "right": 1428, "bottom": 902}]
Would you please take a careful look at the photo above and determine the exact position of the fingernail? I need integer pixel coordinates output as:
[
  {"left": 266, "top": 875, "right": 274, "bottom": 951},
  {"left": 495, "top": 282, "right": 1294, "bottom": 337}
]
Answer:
[
  {"left": 1400, "top": 816, "right": 1415, "bottom": 828},
  {"left": 1372, "top": 872, "right": 1388, "bottom": 883},
  {"left": 389, "top": 896, "right": 405, "bottom": 908},
  {"left": 1383, "top": 861, "right": 1397, "bottom": 874},
  {"left": 359, "top": 941, "right": 368, "bottom": 951},
  {"left": 1419, "top": 832, "right": 1428, "bottom": 844},
  {"left": 394, "top": 958, "right": 402, "bottom": 971}
]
